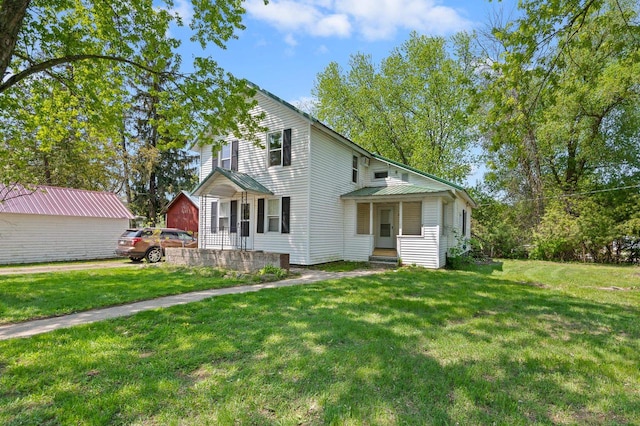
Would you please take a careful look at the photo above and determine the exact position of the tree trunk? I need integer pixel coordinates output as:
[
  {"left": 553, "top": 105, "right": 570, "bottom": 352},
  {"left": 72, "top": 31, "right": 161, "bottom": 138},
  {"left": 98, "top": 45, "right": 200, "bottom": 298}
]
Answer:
[{"left": 0, "top": 0, "right": 29, "bottom": 82}]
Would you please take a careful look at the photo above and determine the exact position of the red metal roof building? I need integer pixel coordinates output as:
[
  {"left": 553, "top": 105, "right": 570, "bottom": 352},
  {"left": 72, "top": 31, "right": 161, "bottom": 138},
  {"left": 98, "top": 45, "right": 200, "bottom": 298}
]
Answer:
[
  {"left": 0, "top": 184, "right": 134, "bottom": 265},
  {"left": 0, "top": 184, "right": 134, "bottom": 218}
]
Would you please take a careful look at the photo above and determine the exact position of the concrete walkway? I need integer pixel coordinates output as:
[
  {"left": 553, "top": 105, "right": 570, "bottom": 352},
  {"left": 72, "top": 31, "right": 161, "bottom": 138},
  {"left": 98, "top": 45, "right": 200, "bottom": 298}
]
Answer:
[{"left": 0, "top": 268, "right": 386, "bottom": 340}]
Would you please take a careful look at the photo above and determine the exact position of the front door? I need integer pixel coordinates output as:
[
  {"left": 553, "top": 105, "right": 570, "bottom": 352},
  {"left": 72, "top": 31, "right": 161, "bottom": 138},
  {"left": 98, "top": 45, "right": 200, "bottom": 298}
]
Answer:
[
  {"left": 377, "top": 206, "right": 394, "bottom": 248},
  {"left": 239, "top": 202, "right": 252, "bottom": 249}
]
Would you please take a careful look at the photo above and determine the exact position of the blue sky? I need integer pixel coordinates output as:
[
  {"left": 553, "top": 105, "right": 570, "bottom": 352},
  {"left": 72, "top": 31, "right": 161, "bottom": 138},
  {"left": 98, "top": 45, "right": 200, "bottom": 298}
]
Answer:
[{"left": 176, "top": 0, "right": 519, "bottom": 106}]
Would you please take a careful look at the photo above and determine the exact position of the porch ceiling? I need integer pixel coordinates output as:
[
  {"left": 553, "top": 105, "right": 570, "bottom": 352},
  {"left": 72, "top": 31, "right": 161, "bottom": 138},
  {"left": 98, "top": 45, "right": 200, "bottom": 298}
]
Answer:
[
  {"left": 341, "top": 184, "right": 447, "bottom": 199},
  {"left": 192, "top": 167, "right": 274, "bottom": 197}
]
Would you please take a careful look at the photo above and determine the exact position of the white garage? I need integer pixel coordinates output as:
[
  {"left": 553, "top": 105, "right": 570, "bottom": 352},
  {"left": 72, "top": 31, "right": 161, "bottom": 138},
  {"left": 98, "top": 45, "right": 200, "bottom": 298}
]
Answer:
[{"left": 0, "top": 184, "right": 134, "bottom": 265}]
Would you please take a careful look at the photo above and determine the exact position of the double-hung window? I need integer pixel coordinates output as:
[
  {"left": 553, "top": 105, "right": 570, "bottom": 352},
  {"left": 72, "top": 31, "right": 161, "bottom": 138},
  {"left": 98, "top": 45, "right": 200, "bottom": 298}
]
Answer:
[
  {"left": 257, "top": 197, "right": 290, "bottom": 234},
  {"left": 220, "top": 143, "right": 231, "bottom": 169},
  {"left": 267, "top": 199, "right": 280, "bottom": 232},
  {"left": 268, "top": 132, "right": 282, "bottom": 167},
  {"left": 267, "top": 129, "right": 291, "bottom": 167},
  {"left": 219, "top": 202, "right": 229, "bottom": 231},
  {"left": 212, "top": 140, "right": 238, "bottom": 170}
]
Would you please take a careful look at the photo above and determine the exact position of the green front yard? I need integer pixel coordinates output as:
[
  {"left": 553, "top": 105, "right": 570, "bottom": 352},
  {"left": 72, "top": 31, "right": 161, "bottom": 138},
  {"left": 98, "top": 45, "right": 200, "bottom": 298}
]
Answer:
[
  {"left": 1, "top": 260, "right": 639, "bottom": 424},
  {"left": 0, "top": 265, "right": 253, "bottom": 324}
]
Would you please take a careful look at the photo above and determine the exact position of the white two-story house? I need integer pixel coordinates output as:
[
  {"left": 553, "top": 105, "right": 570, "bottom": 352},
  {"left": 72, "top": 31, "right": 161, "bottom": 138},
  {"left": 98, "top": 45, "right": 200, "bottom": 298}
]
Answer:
[{"left": 192, "top": 85, "right": 475, "bottom": 268}]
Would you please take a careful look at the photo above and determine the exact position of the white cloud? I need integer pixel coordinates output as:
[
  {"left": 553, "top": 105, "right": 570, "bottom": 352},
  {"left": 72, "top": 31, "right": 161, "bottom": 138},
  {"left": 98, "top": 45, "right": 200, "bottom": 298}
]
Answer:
[
  {"left": 315, "top": 44, "right": 330, "bottom": 55},
  {"left": 245, "top": 0, "right": 472, "bottom": 41},
  {"left": 168, "top": 0, "right": 194, "bottom": 24},
  {"left": 284, "top": 33, "right": 298, "bottom": 47},
  {"left": 245, "top": 0, "right": 352, "bottom": 38}
]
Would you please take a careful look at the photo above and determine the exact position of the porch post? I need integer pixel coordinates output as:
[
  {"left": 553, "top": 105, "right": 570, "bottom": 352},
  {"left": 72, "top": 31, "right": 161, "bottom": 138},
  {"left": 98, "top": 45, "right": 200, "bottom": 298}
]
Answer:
[
  {"left": 399, "top": 201, "right": 403, "bottom": 236},
  {"left": 369, "top": 202, "right": 373, "bottom": 235}
]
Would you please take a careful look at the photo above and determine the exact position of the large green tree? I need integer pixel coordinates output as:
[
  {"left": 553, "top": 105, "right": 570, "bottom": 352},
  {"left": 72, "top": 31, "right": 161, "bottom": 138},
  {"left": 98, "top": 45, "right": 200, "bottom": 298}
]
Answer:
[
  {"left": 0, "top": 0, "right": 266, "bottom": 197},
  {"left": 124, "top": 52, "right": 198, "bottom": 225},
  {"left": 481, "top": 0, "right": 640, "bottom": 208},
  {"left": 313, "top": 32, "right": 477, "bottom": 183},
  {"left": 474, "top": 0, "right": 640, "bottom": 261}
]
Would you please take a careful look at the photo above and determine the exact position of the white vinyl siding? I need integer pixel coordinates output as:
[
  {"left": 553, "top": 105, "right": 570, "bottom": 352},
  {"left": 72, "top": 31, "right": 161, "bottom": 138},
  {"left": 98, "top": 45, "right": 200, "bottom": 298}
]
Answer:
[
  {"left": 398, "top": 226, "right": 441, "bottom": 268},
  {"left": 343, "top": 199, "right": 374, "bottom": 261},
  {"left": 199, "top": 91, "right": 311, "bottom": 264},
  {"left": 0, "top": 213, "right": 127, "bottom": 265},
  {"left": 308, "top": 126, "right": 362, "bottom": 264}
]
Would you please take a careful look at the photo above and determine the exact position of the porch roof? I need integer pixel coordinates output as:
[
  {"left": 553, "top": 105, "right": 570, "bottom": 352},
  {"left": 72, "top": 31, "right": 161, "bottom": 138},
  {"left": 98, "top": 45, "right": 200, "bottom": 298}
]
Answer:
[
  {"left": 341, "top": 184, "right": 446, "bottom": 198},
  {"left": 192, "top": 168, "right": 274, "bottom": 198}
]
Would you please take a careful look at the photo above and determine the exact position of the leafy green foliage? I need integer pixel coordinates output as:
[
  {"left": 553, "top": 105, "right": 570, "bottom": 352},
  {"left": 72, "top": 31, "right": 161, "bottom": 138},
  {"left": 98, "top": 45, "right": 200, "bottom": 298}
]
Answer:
[
  {"left": 474, "top": 0, "right": 640, "bottom": 262},
  {"left": 0, "top": 0, "right": 266, "bottom": 195},
  {"left": 313, "top": 32, "right": 477, "bottom": 183}
]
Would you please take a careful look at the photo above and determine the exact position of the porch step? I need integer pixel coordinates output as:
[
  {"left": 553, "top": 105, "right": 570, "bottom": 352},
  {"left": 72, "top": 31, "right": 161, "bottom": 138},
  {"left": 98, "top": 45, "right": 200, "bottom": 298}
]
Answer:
[{"left": 369, "top": 255, "right": 399, "bottom": 268}]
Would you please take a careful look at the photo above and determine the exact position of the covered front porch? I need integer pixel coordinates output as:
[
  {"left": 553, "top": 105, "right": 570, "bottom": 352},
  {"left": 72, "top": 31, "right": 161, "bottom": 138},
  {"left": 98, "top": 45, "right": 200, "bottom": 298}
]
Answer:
[
  {"left": 192, "top": 167, "right": 274, "bottom": 252},
  {"left": 341, "top": 185, "right": 455, "bottom": 269}
]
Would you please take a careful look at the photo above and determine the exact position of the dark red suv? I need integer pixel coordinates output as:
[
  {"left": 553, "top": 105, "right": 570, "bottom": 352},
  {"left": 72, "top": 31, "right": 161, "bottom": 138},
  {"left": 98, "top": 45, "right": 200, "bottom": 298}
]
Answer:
[{"left": 115, "top": 228, "right": 197, "bottom": 263}]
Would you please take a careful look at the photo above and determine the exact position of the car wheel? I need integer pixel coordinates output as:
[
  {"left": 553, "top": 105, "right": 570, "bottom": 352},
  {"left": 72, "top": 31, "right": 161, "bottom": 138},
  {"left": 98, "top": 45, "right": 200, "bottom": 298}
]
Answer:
[
  {"left": 146, "top": 247, "right": 162, "bottom": 263},
  {"left": 130, "top": 257, "right": 143, "bottom": 263}
]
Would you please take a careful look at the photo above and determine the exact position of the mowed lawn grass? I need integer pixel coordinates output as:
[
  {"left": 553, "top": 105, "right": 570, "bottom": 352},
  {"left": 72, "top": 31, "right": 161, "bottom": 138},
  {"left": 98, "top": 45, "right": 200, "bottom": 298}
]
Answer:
[
  {"left": 1, "top": 261, "right": 639, "bottom": 425},
  {"left": 0, "top": 266, "right": 252, "bottom": 325}
]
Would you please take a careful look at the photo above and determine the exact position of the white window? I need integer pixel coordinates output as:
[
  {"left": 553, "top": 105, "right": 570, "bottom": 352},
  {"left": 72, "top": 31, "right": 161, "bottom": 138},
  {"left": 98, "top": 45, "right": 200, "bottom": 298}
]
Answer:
[
  {"left": 374, "top": 171, "right": 388, "bottom": 179},
  {"left": 268, "top": 131, "right": 282, "bottom": 167},
  {"left": 220, "top": 143, "right": 231, "bottom": 169},
  {"left": 219, "top": 202, "right": 229, "bottom": 231},
  {"left": 267, "top": 199, "right": 280, "bottom": 232}
]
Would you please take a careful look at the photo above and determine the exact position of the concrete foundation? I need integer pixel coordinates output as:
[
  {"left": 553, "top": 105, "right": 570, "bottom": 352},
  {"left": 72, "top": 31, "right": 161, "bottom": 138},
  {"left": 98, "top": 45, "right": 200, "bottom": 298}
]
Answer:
[{"left": 165, "top": 248, "right": 289, "bottom": 272}]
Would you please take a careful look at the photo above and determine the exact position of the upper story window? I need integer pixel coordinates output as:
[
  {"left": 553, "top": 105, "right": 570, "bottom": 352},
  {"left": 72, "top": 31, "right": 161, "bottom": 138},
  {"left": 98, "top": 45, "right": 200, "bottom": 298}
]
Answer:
[
  {"left": 352, "top": 156, "right": 358, "bottom": 183},
  {"left": 267, "top": 128, "right": 292, "bottom": 167},
  {"left": 220, "top": 143, "right": 231, "bottom": 169},
  {"left": 213, "top": 140, "right": 238, "bottom": 171},
  {"left": 268, "top": 131, "right": 282, "bottom": 167},
  {"left": 374, "top": 171, "right": 388, "bottom": 179}
]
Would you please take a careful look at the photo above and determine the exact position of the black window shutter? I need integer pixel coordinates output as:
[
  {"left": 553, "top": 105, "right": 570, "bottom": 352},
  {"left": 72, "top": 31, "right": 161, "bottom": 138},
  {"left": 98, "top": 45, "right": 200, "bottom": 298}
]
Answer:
[
  {"left": 210, "top": 201, "right": 218, "bottom": 233},
  {"left": 257, "top": 198, "right": 265, "bottom": 233},
  {"left": 462, "top": 209, "right": 467, "bottom": 236},
  {"left": 231, "top": 140, "right": 239, "bottom": 171},
  {"left": 211, "top": 145, "right": 218, "bottom": 169},
  {"left": 230, "top": 200, "right": 238, "bottom": 233},
  {"left": 283, "top": 128, "right": 292, "bottom": 166},
  {"left": 281, "top": 197, "right": 290, "bottom": 234}
]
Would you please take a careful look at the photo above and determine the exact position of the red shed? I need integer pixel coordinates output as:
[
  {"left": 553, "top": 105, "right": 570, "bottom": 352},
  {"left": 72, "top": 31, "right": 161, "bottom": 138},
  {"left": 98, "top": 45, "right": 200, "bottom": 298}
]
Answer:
[{"left": 165, "top": 191, "right": 199, "bottom": 235}]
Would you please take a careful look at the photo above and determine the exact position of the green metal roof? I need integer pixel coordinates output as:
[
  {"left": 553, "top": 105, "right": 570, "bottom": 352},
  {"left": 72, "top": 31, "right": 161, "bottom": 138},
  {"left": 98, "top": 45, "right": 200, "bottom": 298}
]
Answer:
[
  {"left": 341, "top": 185, "right": 444, "bottom": 198},
  {"left": 192, "top": 168, "right": 273, "bottom": 196}
]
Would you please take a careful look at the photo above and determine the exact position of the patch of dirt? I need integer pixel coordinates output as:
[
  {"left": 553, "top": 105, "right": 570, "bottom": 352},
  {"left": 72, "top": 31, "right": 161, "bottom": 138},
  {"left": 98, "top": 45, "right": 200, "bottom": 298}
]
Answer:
[
  {"left": 598, "top": 286, "right": 637, "bottom": 291},
  {"left": 518, "top": 281, "right": 550, "bottom": 289}
]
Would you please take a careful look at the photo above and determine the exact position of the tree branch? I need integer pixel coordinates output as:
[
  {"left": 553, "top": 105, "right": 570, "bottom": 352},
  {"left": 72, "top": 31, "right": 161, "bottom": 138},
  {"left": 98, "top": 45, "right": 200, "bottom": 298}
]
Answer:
[{"left": 0, "top": 53, "right": 171, "bottom": 93}]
